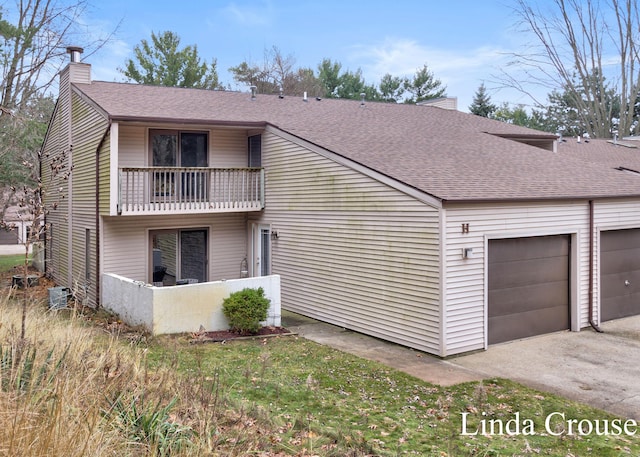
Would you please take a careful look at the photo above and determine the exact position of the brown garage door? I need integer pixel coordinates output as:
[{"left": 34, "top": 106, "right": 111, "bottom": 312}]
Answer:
[
  {"left": 488, "top": 235, "right": 570, "bottom": 344},
  {"left": 601, "top": 229, "right": 640, "bottom": 321}
]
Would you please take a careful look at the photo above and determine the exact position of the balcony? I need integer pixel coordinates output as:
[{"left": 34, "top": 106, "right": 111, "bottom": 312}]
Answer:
[{"left": 118, "top": 167, "right": 264, "bottom": 215}]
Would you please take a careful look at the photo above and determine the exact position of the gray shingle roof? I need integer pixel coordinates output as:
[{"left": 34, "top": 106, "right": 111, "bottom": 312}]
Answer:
[{"left": 75, "top": 81, "right": 640, "bottom": 202}]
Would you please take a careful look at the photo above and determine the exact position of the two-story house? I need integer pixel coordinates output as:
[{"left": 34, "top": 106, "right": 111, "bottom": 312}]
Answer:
[{"left": 41, "top": 48, "right": 640, "bottom": 357}]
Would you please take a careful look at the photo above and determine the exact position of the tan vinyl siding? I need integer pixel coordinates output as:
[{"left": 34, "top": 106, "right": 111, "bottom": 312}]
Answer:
[
  {"left": 98, "top": 131, "right": 111, "bottom": 214},
  {"left": 68, "top": 63, "right": 91, "bottom": 84},
  {"left": 258, "top": 132, "right": 441, "bottom": 354},
  {"left": 118, "top": 125, "right": 146, "bottom": 167},
  {"left": 444, "top": 201, "right": 590, "bottom": 355},
  {"left": 211, "top": 129, "right": 249, "bottom": 167},
  {"left": 41, "top": 70, "right": 71, "bottom": 288},
  {"left": 102, "top": 213, "right": 247, "bottom": 283},
  {"left": 209, "top": 213, "right": 249, "bottom": 279},
  {"left": 69, "top": 94, "right": 109, "bottom": 307}
]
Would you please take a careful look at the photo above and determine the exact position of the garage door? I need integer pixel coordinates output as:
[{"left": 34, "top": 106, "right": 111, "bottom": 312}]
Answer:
[
  {"left": 488, "top": 235, "right": 570, "bottom": 344},
  {"left": 601, "top": 229, "right": 640, "bottom": 321},
  {"left": 0, "top": 227, "right": 19, "bottom": 244}
]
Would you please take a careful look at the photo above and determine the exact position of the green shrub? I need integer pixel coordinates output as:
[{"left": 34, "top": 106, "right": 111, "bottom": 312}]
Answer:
[{"left": 222, "top": 287, "right": 270, "bottom": 334}]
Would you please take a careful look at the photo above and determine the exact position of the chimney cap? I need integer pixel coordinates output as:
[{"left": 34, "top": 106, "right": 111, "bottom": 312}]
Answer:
[{"left": 66, "top": 46, "right": 84, "bottom": 63}]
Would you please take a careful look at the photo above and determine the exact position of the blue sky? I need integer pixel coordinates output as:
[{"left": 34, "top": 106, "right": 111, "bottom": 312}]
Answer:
[{"left": 80, "top": 0, "right": 545, "bottom": 112}]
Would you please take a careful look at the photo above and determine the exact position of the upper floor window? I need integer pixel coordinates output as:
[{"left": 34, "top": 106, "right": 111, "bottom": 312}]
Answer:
[
  {"left": 151, "top": 130, "right": 208, "bottom": 167},
  {"left": 248, "top": 134, "right": 261, "bottom": 167}
]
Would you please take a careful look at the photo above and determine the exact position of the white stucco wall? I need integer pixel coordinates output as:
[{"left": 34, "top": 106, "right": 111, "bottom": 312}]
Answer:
[{"left": 102, "top": 274, "right": 281, "bottom": 334}]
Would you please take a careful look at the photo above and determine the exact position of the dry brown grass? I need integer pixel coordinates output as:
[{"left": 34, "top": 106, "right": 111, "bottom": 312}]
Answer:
[
  {"left": 0, "top": 289, "right": 145, "bottom": 456},
  {"left": 0, "top": 286, "right": 293, "bottom": 457}
]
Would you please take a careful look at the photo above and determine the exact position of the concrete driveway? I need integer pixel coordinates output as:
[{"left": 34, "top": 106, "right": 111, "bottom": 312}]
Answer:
[{"left": 450, "top": 315, "right": 640, "bottom": 420}]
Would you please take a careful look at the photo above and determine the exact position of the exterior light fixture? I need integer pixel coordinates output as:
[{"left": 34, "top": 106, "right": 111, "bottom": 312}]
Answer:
[{"left": 240, "top": 257, "right": 249, "bottom": 278}]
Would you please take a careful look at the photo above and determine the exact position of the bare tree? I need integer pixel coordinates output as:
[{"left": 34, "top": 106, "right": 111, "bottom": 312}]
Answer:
[
  {"left": 1, "top": 0, "right": 117, "bottom": 115},
  {"left": 230, "top": 46, "right": 322, "bottom": 96},
  {"left": 0, "top": 0, "right": 115, "bottom": 339},
  {"left": 2, "top": 148, "right": 70, "bottom": 340},
  {"left": 499, "top": 0, "right": 640, "bottom": 138}
]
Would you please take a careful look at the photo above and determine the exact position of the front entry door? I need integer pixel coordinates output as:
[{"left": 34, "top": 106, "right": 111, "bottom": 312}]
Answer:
[{"left": 252, "top": 224, "right": 271, "bottom": 277}]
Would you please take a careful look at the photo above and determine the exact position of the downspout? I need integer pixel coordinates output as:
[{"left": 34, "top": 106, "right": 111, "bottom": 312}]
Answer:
[
  {"left": 95, "top": 121, "right": 112, "bottom": 309},
  {"left": 589, "top": 199, "right": 603, "bottom": 333}
]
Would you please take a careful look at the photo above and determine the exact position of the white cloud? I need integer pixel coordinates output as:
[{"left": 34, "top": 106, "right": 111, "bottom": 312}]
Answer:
[
  {"left": 76, "top": 11, "right": 133, "bottom": 83},
  {"left": 351, "top": 37, "right": 506, "bottom": 83},
  {"left": 91, "top": 39, "right": 131, "bottom": 82},
  {"left": 223, "top": 1, "right": 274, "bottom": 26},
  {"left": 348, "top": 37, "right": 543, "bottom": 110}
]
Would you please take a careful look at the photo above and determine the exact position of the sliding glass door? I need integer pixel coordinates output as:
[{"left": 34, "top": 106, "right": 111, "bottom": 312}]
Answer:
[{"left": 151, "top": 228, "right": 208, "bottom": 285}]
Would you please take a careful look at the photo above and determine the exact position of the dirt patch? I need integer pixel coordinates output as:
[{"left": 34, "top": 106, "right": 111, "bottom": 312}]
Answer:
[
  {"left": 2, "top": 265, "right": 56, "bottom": 303},
  {"left": 191, "top": 325, "right": 294, "bottom": 343}
]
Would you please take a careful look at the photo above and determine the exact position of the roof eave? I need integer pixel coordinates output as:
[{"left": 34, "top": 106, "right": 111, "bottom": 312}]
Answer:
[
  {"left": 488, "top": 132, "right": 558, "bottom": 140},
  {"left": 443, "top": 194, "right": 640, "bottom": 205},
  {"left": 109, "top": 115, "right": 269, "bottom": 129}
]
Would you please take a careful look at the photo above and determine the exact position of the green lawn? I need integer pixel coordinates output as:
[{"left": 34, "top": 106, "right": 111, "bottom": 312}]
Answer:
[
  {"left": 146, "top": 334, "right": 640, "bottom": 456},
  {"left": 4, "top": 249, "right": 637, "bottom": 456},
  {"left": 0, "top": 254, "right": 28, "bottom": 272}
]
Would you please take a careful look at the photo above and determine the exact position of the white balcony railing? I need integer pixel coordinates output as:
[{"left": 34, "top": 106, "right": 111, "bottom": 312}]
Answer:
[{"left": 118, "top": 167, "right": 264, "bottom": 215}]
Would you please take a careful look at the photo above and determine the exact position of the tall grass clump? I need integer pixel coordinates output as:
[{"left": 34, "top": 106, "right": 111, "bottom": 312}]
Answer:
[
  {"left": 0, "top": 286, "right": 300, "bottom": 456},
  {"left": 0, "top": 291, "right": 202, "bottom": 455},
  {"left": 0, "top": 290, "right": 143, "bottom": 456}
]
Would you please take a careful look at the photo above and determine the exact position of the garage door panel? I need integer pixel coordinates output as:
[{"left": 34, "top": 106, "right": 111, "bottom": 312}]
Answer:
[
  {"left": 601, "top": 229, "right": 640, "bottom": 322},
  {"left": 602, "top": 270, "right": 640, "bottom": 299},
  {"left": 0, "top": 228, "right": 19, "bottom": 244},
  {"left": 489, "top": 236, "right": 569, "bottom": 263},
  {"left": 489, "top": 281, "right": 568, "bottom": 317},
  {"left": 601, "top": 270, "right": 640, "bottom": 321},
  {"left": 601, "top": 229, "right": 640, "bottom": 251},
  {"left": 488, "top": 235, "right": 570, "bottom": 344},
  {"left": 600, "top": 248, "right": 640, "bottom": 275},
  {"left": 601, "top": 294, "right": 640, "bottom": 321},
  {"left": 489, "top": 257, "right": 568, "bottom": 290},
  {"left": 488, "top": 305, "right": 569, "bottom": 345}
]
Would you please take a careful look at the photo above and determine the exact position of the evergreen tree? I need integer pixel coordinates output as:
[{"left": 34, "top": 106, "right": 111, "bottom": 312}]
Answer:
[
  {"left": 378, "top": 73, "right": 405, "bottom": 103},
  {"left": 469, "top": 83, "right": 497, "bottom": 117},
  {"left": 316, "top": 58, "right": 380, "bottom": 100},
  {"left": 121, "top": 31, "right": 222, "bottom": 89},
  {"left": 403, "top": 64, "right": 446, "bottom": 104},
  {"left": 537, "top": 72, "right": 620, "bottom": 138},
  {"left": 317, "top": 58, "right": 343, "bottom": 98}
]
